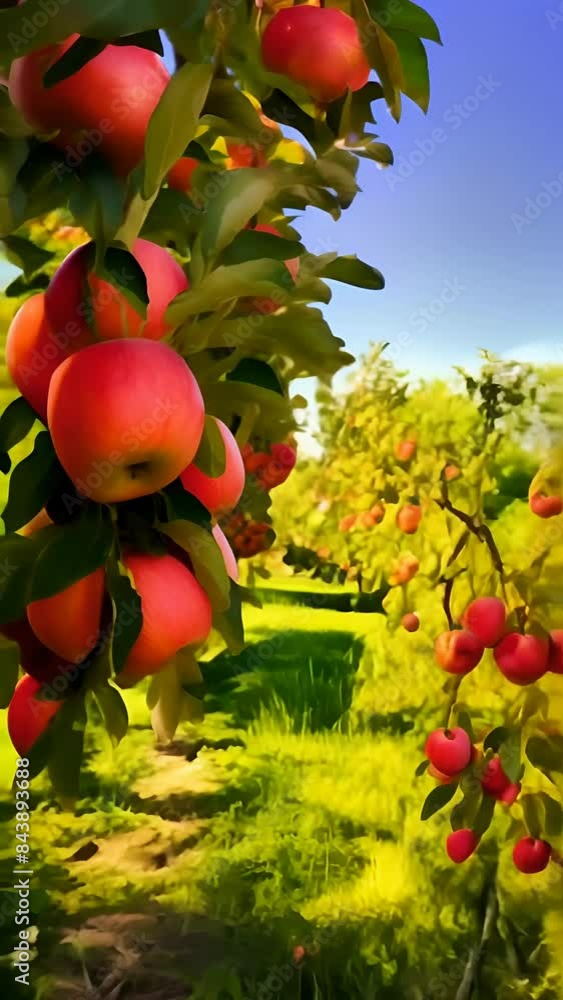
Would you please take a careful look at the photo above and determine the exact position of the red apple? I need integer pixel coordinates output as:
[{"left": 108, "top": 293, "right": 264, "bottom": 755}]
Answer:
[
  {"left": 428, "top": 763, "right": 457, "bottom": 785},
  {"left": 213, "top": 524, "right": 239, "bottom": 581},
  {"left": 434, "top": 630, "right": 484, "bottom": 675},
  {"left": 5, "top": 293, "right": 85, "bottom": 422},
  {"left": 45, "top": 239, "right": 188, "bottom": 345},
  {"left": 47, "top": 339, "right": 205, "bottom": 504},
  {"left": 116, "top": 552, "right": 212, "bottom": 687},
  {"left": 371, "top": 502, "right": 385, "bottom": 523},
  {"left": 167, "top": 156, "right": 200, "bottom": 193},
  {"left": 401, "top": 613, "right": 420, "bottom": 633},
  {"left": 338, "top": 514, "right": 356, "bottom": 533},
  {"left": 479, "top": 756, "right": 511, "bottom": 797},
  {"left": 8, "top": 675, "right": 62, "bottom": 756},
  {"left": 494, "top": 633, "right": 549, "bottom": 686},
  {"left": 389, "top": 554, "right": 420, "bottom": 586},
  {"left": 462, "top": 596, "right": 507, "bottom": 648},
  {"left": 529, "top": 492, "right": 563, "bottom": 518},
  {"left": 396, "top": 504, "right": 422, "bottom": 535},
  {"left": 425, "top": 727, "right": 472, "bottom": 776},
  {"left": 444, "top": 464, "right": 461, "bottom": 481},
  {"left": 394, "top": 439, "right": 417, "bottom": 462},
  {"left": 9, "top": 39, "right": 169, "bottom": 176},
  {"left": 261, "top": 7, "right": 370, "bottom": 104},
  {"left": 446, "top": 829, "right": 479, "bottom": 864},
  {"left": 513, "top": 837, "right": 551, "bottom": 874},
  {"left": 547, "top": 630, "right": 563, "bottom": 674},
  {"left": 498, "top": 783, "right": 521, "bottom": 806},
  {"left": 27, "top": 568, "right": 105, "bottom": 664},
  {"left": 258, "top": 442, "right": 298, "bottom": 489},
  {"left": 181, "top": 418, "right": 245, "bottom": 516}
]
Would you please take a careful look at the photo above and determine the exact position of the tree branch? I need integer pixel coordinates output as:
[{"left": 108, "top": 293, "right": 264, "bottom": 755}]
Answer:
[{"left": 455, "top": 864, "right": 499, "bottom": 1000}]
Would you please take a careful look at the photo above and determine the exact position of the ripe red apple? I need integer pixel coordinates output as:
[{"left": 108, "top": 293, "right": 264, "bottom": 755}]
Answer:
[
  {"left": 529, "top": 492, "right": 563, "bottom": 518},
  {"left": 462, "top": 596, "right": 507, "bottom": 648},
  {"left": 45, "top": 239, "right": 188, "bottom": 345},
  {"left": 9, "top": 39, "right": 169, "bottom": 176},
  {"left": 258, "top": 442, "right": 297, "bottom": 489},
  {"left": 116, "top": 552, "right": 212, "bottom": 687},
  {"left": 547, "top": 630, "right": 563, "bottom": 674},
  {"left": 498, "top": 782, "right": 521, "bottom": 806},
  {"left": 389, "top": 554, "right": 420, "bottom": 586},
  {"left": 425, "top": 727, "right": 472, "bottom": 776},
  {"left": 2, "top": 619, "right": 70, "bottom": 685},
  {"left": 428, "top": 763, "right": 457, "bottom": 785},
  {"left": 446, "top": 829, "right": 479, "bottom": 864},
  {"left": 479, "top": 756, "right": 511, "bottom": 797},
  {"left": 181, "top": 418, "right": 245, "bottom": 516},
  {"left": 394, "top": 439, "right": 416, "bottom": 462},
  {"left": 338, "top": 514, "right": 356, "bottom": 533},
  {"left": 494, "top": 633, "right": 549, "bottom": 686},
  {"left": 167, "top": 156, "right": 200, "bottom": 193},
  {"left": 5, "top": 293, "right": 85, "bottom": 422},
  {"left": 27, "top": 567, "right": 105, "bottom": 664},
  {"left": 396, "top": 504, "right": 422, "bottom": 535},
  {"left": 8, "top": 675, "right": 63, "bottom": 756},
  {"left": 401, "top": 613, "right": 420, "bottom": 633},
  {"left": 261, "top": 7, "right": 370, "bottom": 104},
  {"left": 434, "top": 630, "right": 484, "bottom": 675},
  {"left": 47, "top": 339, "right": 204, "bottom": 504},
  {"left": 371, "top": 502, "right": 385, "bottom": 523},
  {"left": 444, "top": 464, "right": 461, "bottom": 481},
  {"left": 359, "top": 511, "right": 377, "bottom": 529},
  {"left": 213, "top": 524, "right": 239, "bottom": 581},
  {"left": 513, "top": 837, "right": 551, "bottom": 874}
]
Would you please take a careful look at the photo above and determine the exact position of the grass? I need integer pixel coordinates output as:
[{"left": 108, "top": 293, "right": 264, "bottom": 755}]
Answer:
[{"left": 1, "top": 589, "right": 562, "bottom": 999}]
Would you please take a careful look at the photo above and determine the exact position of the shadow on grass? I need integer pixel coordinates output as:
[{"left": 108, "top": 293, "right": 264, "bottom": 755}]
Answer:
[{"left": 201, "top": 628, "right": 363, "bottom": 734}]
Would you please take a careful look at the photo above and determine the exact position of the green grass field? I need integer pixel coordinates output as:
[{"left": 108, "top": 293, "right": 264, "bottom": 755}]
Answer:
[{"left": 1, "top": 591, "right": 562, "bottom": 1000}]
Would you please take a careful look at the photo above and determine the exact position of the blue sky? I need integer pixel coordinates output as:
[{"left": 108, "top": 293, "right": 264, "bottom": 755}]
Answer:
[{"left": 2, "top": 1, "right": 562, "bottom": 388}]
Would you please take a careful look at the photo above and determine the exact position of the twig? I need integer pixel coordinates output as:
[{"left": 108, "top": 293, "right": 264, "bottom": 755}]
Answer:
[
  {"left": 455, "top": 864, "right": 499, "bottom": 1000},
  {"left": 436, "top": 487, "right": 507, "bottom": 601}
]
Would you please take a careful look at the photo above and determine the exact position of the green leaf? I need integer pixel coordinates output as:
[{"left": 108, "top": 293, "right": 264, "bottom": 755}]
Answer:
[
  {"left": 539, "top": 793, "right": 563, "bottom": 840},
  {"left": 499, "top": 729, "right": 522, "bottom": 783},
  {"left": 5, "top": 273, "right": 50, "bottom": 299},
  {"left": 473, "top": 791, "right": 496, "bottom": 838},
  {"left": 113, "top": 30, "right": 164, "bottom": 55},
  {"left": 106, "top": 558, "right": 143, "bottom": 675},
  {"left": 387, "top": 30, "right": 431, "bottom": 113},
  {"left": 162, "top": 479, "right": 211, "bottom": 527},
  {"left": 0, "top": 535, "right": 39, "bottom": 625},
  {"left": 456, "top": 710, "right": 475, "bottom": 744},
  {"left": 522, "top": 795, "right": 543, "bottom": 840},
  {"left": 69, "top": 157, "right": 126, "bottom": 249},
  {"left": 93, "top": 682, "right": 129, "bottom": 745},
  {"left": 0, "top": 639, "right": 19, "bottom": 709},
  {"left": 167, "top": 259, "right": 296, "bottom": 324},
  {"left": 227, "top": 358, "right": 284, "bottom": 396},
  {"left": 28, "top": 504, "right": 113, "bottom": 603},
  {"left": 415, "top": 759, "right": 429, "bottom": 777},
  {"left": 367, "top": 0, "right": 442, "bottom": 44},
  {"left": 0, "top": 397, "right": 37, "bottom": 460},
  {"left": 354, "top": 140, "right": 395, "bottom": 166},
  {"left": 43, "top": 36, "right": 106, "bottom": 88},
  {"left": 143, "top": 62, "right": 213, "bottom": 200},
  {"left": 421, "top": 781, "right": 457, "bottom": 820},
  {"left": 193, "top": 415, "right": 227, "bottom": 478},
  {"left": 221, "top": 230, "right": 304, "bottom": 268},
  {"left": 2, "top": 432, "right": 58, "bottom": 533},
  {"left": 0, "top": 136, "right": 30, "bottom": 236},
  {"left": 0, "top": 88, "right": 35, "bottom": 138},
  {"left": 47, "top": 694, "right": 86, "bottom": 809},
  {"left": 149, "top": 663, "right": 182, "bottom": 743},
  {"left": 159, "top": 521, "right": 231, "bottom": 613},
  {"left": 95, "top": 245, "right": 149, "bottom": 317},
  {"left": 1, "top": 235, "right": 54, "bottom": 276},
  {"left": 195, "top": 168, "right": 281, "bottom": 266},
  {"left": 526, "top": 735, "right": 563, "bottom": 775},
  {"left": 320, "top": 255, "right": 385, "bottom": 291},
  {"left": 351, "top": 0, "right": 404, "bottom": 121},
  {"left": 484, "top": 726, "right": 511, "bottom": 754},
  {"left": 213, "top": 580, "right": 245, "bottom": 654}
]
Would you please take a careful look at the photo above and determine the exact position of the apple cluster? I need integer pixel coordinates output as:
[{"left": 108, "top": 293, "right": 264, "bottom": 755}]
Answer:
[
  {"left": 424, "top": 727, "right": 553, "bottom": 874},
  {"left": 3, "top": 237, "right": 251, "bottom": 755},
  {"left": 433, "top": 596, "right": 563, "bottom": 686}
]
